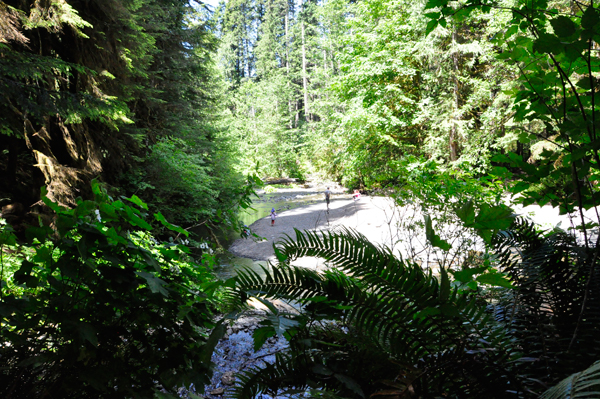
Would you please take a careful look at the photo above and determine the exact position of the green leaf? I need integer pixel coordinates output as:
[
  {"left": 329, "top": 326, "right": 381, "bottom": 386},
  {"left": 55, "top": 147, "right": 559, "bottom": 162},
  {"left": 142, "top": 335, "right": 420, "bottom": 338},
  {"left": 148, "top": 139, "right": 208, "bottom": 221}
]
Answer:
[
  {"left": 312, "top": 364, "right": 334, "bottom": 376},
  {"left": 33, "top": 246, "right": 54, "bottom": 265},
  {"left": 128, "top": 212, "right": 153, "bottom": 230},
  {"left": 505, "top": 24, "right": 519, "bottom": 38},
  {"left": 136, "top": 271, "right": 169, "bottom": 296},
  {"left": 490, "top": 166, "right": 512, "bottom": 179},
  {"left": 254, "top": 298, "right": 300, "bottom": 337},
  {"left": 91, "top": 179, "right": 105, "bottom": 199},
  {"left": 582, "top": 6, "right": 600, "bottom": 29},
  {"left": 424, "top": 214, "right": 451, "bottom": 251},
  {"left": 154, "top": 212, "right": 189, "bottom": 237},
  {"left": 140, "top": 249, "right": 161, "bottom": 272},
  {"left": 550, "top": 16, "right": 577, "bottom": 38},
  {"left": 201, "top": 322, "right": 226, "bottom": 365},
  {"left": 274, "top": 246, "right": 288, "bottom": 263},
  {"left": 267, "top": 314, "right": 300, "bottom": 337},
  {"left": 0, "top": 225, "right": 17, "bottom": 246},
  {"left": 439, "top": 267, "right": 450, "bottom": 301},
  {"left": 512, "top": 181, "right": 530, "bottom": 194},
  {"left": 155, "top": 392, "right": 179, "bottom": 399},
  {"left": 414, "top": 307, "right": 441, "bottom": 319},
  {"left": 333, "top": 373, "right": 365, "bottom": 398},
  {"left": 254, "top": 297, "right": 279, "bottom": 313},
  {"left": 99, "top": 203, "right": 118, "bottom": 220},
  {"left": 424, "top": 12, "right": 440, "bottom": 19},
  {"left": 425, "top": 20, "right": 438, "bottom": 35},
  {"left": 533, "top": 33, "right": 562, "bottom": 54},
  {"left": 124, "top": 194, "right": 148, "bottom": 210},
  {"left": 253, "top": 326, "right": 276, "bottom": 351},
  {"left": 425, "top": 0, "right": 449, "bottom": 9},
  {"left": 14, "top": 261, "right": 39, "bottom": 288},
  {"left": 456, "top": 200, "right": 476, "bottom": 225},
  {"left": 25, "top": 226, "right": 52, "bottom": 243},
  {"left": 451, "top": 267, "right": 487, "bottom": 283},
  {"left": 474, "top": 204, "right": 514, "bottom": 230},
  {"left": 475, "top": 272, "right": 513, "bottom": 288},
  {"left": 160, "top": 247, "right": 180, "bottom": 260},
  {"left": 42, "top": 193, "right": 63, "bottom": 213},
  {"left": 491, "top": 153, "right": 511, "bottom": 163},
  {"left": 55, "top": 214, "right": 76, "bottom": 234},
  {"left": 105, "top": 227, "right": 128, "bottom": 245},
  {"left": 440, "top": 303, "right": 459, "bottom": 317},
  {"left": 440, "top": 6, "right": 453, "bottom": 16},
  {"left": 78, "top": 322, "right": 99, "bottom": 346}
]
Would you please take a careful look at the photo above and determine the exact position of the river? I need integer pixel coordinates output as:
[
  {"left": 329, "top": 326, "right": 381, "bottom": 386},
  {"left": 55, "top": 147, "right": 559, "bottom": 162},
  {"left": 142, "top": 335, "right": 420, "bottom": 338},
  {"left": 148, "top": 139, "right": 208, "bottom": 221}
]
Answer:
[{"left": 213, "top": 185, "right": 347, "bottom": 279}]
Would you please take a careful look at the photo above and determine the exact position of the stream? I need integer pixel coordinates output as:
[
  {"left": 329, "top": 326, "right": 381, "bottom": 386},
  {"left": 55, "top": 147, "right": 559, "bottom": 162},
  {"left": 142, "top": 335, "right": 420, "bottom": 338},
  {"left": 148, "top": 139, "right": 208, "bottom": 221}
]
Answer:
[
  {"left": 186, "top": 184, "right": 340, "bottom": 399},
  {"left": 191, "top": 185, "right": 599, "bottom": 398},
  {"left": 213, "top": 185, "right": 344, "bottom": 280}
]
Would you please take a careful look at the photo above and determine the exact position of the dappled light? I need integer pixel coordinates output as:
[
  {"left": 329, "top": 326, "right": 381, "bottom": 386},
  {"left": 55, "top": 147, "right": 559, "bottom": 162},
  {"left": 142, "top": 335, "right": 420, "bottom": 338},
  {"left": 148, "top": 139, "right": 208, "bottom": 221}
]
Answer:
[{"left": 2, "top": 0, "right": 600, "bottom": 397}]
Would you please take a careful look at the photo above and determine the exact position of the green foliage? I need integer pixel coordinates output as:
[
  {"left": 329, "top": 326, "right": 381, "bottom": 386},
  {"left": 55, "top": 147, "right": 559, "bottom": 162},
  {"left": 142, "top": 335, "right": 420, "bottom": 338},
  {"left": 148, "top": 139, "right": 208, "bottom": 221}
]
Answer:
[
  {"left": 425, "top": 0, "right": 600, "bottom": 236},
  {"left": 0, "top": 181, "right": 223, "bottom": 397},
  {"left": 0, "top": 45, "right": 131, "bottom": 127},
  {"left": 382, "top": 156, "right": 511, "bottom": 272},
  {"left": 491, "top": 218, "right": 600, "bottom": 394},
  {"left": 223, "top": 76, "right": 305, "bottom": 178},
  {"left": 541, "top": 360, "right": 600, "bottom": 399},
  {"left": 231, "top": 228, "right": 518, "bottom": 398},
  {"left": 228, "top": 217, "right": 600, "bottom": 398},
  {"left": 1, "top": 0, "right": 246, "bottom": 229},
  {"left": 144, "top": 137, "right": 221, "bottom": 221}
]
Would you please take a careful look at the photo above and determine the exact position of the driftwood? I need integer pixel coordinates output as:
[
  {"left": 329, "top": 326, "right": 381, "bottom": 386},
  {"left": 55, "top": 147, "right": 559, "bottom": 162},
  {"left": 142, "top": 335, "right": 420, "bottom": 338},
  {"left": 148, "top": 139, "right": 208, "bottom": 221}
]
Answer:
[{"left": 263, "top": 178, "right": 298, "bottom": 185}]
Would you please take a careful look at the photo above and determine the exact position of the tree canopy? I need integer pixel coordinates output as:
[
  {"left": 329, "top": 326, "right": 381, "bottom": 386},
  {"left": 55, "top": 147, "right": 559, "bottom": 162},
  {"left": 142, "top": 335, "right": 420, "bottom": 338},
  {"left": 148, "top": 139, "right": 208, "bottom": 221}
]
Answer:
[{"left": 2, "top": 0, "right": 600, "bottom": 397}]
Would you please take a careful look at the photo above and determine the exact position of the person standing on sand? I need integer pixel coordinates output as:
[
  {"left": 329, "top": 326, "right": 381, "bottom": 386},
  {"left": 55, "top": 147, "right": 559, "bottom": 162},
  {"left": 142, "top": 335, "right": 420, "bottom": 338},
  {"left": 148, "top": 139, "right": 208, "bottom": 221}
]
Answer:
[
  {"left": 325, "top": 187, "right": 331, "bottom": 208},
  {"left": 270, "top": 208, "right": 277, "bottom": 226}
]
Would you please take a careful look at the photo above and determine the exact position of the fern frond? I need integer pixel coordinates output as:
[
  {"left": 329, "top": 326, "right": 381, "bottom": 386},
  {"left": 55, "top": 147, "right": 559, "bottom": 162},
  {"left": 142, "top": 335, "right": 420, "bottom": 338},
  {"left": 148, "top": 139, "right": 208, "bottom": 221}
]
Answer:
[
  {"left": 235, "top": 262, "right": 336, "bottom": 302},
  {"left": 277, "top": 229, "right": 514, "bottom": 361},
  {"left": 225, "top": 353, "right": 312, "bottom": 399},
  {"left": 541, "top": 360, "right": 600, "bottom": 399},
  {"left": 493, "top": 218, "right": 600, "bottom": 390}
]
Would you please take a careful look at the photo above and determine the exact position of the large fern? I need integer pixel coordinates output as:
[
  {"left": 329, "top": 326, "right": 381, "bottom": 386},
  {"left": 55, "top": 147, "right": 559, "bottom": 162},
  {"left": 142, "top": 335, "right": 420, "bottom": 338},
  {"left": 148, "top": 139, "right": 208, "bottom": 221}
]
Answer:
[
  {"left": 540, "top": 360, "right": 600, "bottom": 399},
  {"left": 492, "top": 218, "right": 600, "bottom": 392},
  {"left": 230, "top": 228, "right": 520, "bottom": 398}
]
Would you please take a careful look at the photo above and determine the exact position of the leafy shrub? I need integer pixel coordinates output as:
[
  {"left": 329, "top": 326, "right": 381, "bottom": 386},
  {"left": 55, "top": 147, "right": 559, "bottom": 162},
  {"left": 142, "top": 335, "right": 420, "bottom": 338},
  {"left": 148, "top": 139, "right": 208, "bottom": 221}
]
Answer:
[
  {"left": 229, "top": 218, "right": 600, "bottom": 398},
  {"left": 144, "top": 136, "right": 242, "bottom": 223},
  {"left": 0, "top": 181, "right": 224, "bottom": 398},
  {"left": 230, "top": 228, "right": 517, "bottom": 398}
]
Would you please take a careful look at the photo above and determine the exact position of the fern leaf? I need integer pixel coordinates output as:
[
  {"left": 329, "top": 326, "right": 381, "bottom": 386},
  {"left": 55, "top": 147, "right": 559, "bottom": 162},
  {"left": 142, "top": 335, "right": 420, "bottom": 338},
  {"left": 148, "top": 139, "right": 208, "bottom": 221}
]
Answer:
[{"left": 541, "top": 360, "right": 600, "bottom": 399}]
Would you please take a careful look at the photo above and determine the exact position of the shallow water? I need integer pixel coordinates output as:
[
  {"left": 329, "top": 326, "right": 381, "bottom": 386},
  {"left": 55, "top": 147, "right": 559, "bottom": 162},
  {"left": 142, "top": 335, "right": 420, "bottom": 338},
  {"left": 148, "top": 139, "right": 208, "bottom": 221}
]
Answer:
[
  {"left": 236, "top": 189, "right": 325, "bottom": 227},
  {"left": 213, "top": 252, "right": 269, "bottom": 280},
  {"left": 215, "top": 187, "right": 348, "bottom": 279}
]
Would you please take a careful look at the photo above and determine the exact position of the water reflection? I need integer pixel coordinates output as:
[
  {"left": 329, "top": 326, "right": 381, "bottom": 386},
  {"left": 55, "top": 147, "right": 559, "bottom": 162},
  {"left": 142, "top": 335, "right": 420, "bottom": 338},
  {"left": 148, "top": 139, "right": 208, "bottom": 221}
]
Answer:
[
  {"left": 214, "top": 187, "right": 345, "bottom": 279},
  {"left": 236, "top": 190, "right": 324, "bottom": 227},
  {"left": 214, "top": 252, "right": 270, "bottom": 280}
]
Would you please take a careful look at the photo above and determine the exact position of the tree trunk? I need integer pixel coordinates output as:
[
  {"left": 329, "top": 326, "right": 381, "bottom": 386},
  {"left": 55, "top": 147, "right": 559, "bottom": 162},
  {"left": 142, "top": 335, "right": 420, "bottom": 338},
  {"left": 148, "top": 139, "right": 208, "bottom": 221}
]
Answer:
[
  {"left": 301, "top": 22, "right": 310, "bottom": 122},
  {"left": 285, "top": 10, "right": 289, "bottom": 72},
  {"left": 449, "top": 29, "right": 460, "bottom": 162},
  {"left": 286, "top": 6, "right": 292, "bottom": 128}
]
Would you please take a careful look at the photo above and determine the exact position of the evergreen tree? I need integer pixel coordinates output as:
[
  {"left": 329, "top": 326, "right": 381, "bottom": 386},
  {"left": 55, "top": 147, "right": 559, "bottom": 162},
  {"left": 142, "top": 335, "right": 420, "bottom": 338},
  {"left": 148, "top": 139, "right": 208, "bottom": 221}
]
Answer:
[{"left": 0, "top": 0, "right": 244, "bottom": 225}]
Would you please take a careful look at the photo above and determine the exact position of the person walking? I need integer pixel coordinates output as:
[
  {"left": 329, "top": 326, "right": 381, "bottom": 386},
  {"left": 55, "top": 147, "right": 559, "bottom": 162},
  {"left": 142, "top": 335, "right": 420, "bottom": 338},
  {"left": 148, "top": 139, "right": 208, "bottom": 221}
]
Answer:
[
  {"left": 325, "top": 187, "right": 331, "bottom": 211},
  {"left": 270, "top": 208, "right": 277, "bottom": 226}
]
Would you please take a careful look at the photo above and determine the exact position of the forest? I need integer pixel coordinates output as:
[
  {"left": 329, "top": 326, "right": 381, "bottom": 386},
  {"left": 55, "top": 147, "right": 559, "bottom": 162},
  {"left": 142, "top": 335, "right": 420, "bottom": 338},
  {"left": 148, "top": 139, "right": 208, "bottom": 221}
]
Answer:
[{"left": 1, "top": 0, "right": 600, "bottom": 397}]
